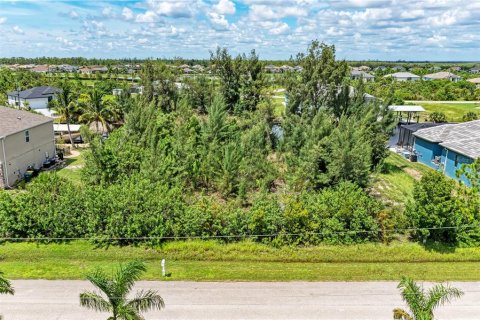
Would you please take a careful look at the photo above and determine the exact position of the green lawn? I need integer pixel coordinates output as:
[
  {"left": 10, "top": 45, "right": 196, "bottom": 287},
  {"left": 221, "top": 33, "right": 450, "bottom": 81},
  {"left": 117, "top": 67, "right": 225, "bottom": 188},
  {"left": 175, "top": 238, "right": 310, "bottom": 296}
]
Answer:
[
  {"left": 370, "top": 152, "right": 433, "bottom": 208},
  {"left": 2, "top": 240, "right": 480, "bottom": 281},
  {"left": 408, "top": 101, "right": 480, "bottom": 122},
  {"left": 55, "top": 150, "right": 86, "bottom": 184}
]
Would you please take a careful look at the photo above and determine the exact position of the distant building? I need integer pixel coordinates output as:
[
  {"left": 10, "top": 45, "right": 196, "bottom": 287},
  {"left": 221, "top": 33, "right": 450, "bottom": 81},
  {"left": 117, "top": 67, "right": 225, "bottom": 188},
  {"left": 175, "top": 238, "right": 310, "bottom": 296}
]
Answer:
[
  {"left": 0, "top": 106, "right": 55, "bottom": 188},
  {"left": 423, "top": 72, "right": 462, "bottom": 82},
  {"left": 7, "top": 86, "right": 61, "bottom": 117},
  {"left": 470, "top": 67, "right": 480, "bottom": 74},
  {"left": 467, "top": 78, "right": 480, "bottom": 88},
  {"left": 413, "top": 120, "right": 480, "bottom": 185},
  {"left": 351, "top": 70, "right": 374, "bottom": 82},
  {"left": 384, "top": 72, "right": 420, "bottom": 81},
  {"left": 30, "top": 65, "right": 50, "bottom": 73},
  {"left": 80, "top": 66, "right": 108, "bottom": 74}
]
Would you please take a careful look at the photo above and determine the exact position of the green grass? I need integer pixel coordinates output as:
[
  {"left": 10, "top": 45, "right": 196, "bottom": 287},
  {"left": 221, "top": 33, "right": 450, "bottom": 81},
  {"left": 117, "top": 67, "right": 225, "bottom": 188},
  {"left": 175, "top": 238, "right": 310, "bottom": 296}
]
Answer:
[
  {"left": 2, "top": 240, "right": 480, "bottom": 281},
  {"left": 55, "top": 150, "right": 86, "bottom": 184},
  {"left": 411, "top": 102, "right": 480, "bottom": 122},
  {"left": 370, "top": 152, "right": 433, "bottom": 207}
]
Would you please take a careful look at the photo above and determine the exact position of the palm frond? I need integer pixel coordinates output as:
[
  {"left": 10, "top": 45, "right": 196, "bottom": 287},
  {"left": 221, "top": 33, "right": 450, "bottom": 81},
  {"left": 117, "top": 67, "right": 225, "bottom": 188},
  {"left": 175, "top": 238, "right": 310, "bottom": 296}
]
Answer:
[
  {"left": 397, "top": 277, "right": 425, "bottom": 318},
  {"left": 86, "top": 268, "right": 114, "bottom": 300},
  {"left": 127, "top": 289, "right": 165, "bottom": 313},
  {"left": 426, "top": 284, "right": 464, "bottom": 312},
  {"left": 393, "top": 308, "right": 413, "bottom": 320},
  {"left": 117, "top": 304, "right": 145, "bottom": 320},
  {"left": 114, "top": 260, "right": 147, "bottom": 298},
  {"left": 0, "top": 273, "right": 14, "bottom": 295},
  {"left": 79, "top": 291, "right": 112, "bottom": 312}
]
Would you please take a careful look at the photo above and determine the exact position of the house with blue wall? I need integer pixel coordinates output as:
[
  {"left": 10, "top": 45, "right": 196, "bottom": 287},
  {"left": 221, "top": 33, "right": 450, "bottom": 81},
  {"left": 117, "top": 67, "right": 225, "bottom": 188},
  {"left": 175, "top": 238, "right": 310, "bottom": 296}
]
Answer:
[{"left": 413, "top": 120, "right": 480, "bottom": 185}]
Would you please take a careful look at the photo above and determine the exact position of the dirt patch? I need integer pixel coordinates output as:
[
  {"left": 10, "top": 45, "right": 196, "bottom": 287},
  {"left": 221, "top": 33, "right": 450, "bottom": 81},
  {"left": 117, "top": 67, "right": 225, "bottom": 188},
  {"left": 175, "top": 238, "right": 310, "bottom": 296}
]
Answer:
[{"left": 403, "top": 168, "right": 422, "bottom": 181}]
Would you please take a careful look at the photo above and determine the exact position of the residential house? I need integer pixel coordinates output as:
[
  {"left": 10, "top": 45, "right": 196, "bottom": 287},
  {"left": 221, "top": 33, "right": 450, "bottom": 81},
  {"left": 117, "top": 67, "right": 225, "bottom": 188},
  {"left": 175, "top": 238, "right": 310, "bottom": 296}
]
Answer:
[
  {"left": 0, "top": 106, "right": 56, "bottom": 188},
  {"left": 384, "top": 72, "right": 420, "bottom": 81},
  {"left": 423, "top": 72, "right": 462, "bottom": 82},
  {"left": 357, "top": 65, "right": 371, "bottom": 71},
  {"left": 467, "top": 78, "right": 480, "bottom": 88},
  {"left": 80, "top": 65, "right": 108, "bottom": 74},
  {"left": 470, "top": 67, "right": 480, "bottom": 74},
  {"left": 265, "top": 65, "right": 280, "bottom": 73},
  {"left": 450, "top": 66, "right": 462, "bottom": 72},
  {"left": 30, "top": 65, "right": 50, "bottom": 73},
  {"left": 392, "top": 66, "right": 406, "bottom": 71},
  {"left": 351, "top": 70, "right": 374, "bottom": 82},
  {"left": 7, "top": 86, "right": 61, "bottom": 117},
  {"left": 413, "top": 120, "right": 480, "bottom": 185}
]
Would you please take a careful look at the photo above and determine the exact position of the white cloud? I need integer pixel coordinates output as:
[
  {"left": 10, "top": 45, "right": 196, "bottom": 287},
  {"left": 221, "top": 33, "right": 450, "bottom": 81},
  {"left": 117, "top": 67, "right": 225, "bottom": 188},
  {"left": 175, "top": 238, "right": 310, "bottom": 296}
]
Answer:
[
  {"left": 12, "top": 25, "right": 24, "bottom": 34},
  {"left": 0, "top": 17, "right": 6, "bottom": 24},
  {"left": 135, "top": 11, "right": 158, "bottom": 23},
  {"left": 122, "top": 7, "right": 134, "bottom": 21},
  {"left": 146, "top": 0, "right": 193, "bottom": 18},
  {"left": 102, "top": 7, "right": 114, "bottom": 18},
  {"left": 213, "top": 0, "right": 236, "bottom": 15},
  {"left": 68, "top": 10, "right": 79, "bottom": 19},
  {"left": 208, "top": 12, "right": 230, "bottom": 30},
  {"left": 400, "top": 9, "right": 424, "bottom": 19},
  {"left": 426, "top": 34, "right": 447, "bottom": 46}
]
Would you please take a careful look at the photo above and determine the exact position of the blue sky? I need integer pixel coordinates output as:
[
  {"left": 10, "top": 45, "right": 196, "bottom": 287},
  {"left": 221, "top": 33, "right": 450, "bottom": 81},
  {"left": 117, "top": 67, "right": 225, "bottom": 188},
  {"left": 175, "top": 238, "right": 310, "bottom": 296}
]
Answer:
[{"left": 1, "top": 0, "right": 480, "bottom": 60}]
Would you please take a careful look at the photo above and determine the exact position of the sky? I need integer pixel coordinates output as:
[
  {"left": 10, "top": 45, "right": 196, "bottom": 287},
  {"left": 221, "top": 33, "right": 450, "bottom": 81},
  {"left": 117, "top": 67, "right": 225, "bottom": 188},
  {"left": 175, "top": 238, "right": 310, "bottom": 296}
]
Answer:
[{"left": 1, "top": 0, "right": 480, "bottom": 61}]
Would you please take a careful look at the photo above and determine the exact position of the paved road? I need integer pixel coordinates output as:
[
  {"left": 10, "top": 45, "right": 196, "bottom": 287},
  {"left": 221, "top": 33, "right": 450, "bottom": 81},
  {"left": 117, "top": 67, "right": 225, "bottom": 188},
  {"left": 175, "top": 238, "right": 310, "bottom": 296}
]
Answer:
[{"left": 1, "top": 281, "right": 479, "bottom": 319}]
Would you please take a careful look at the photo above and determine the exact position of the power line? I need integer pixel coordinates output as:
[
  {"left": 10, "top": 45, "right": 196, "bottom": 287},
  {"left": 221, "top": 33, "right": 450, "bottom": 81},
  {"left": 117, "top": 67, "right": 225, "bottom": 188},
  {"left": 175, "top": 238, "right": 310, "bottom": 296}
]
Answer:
[{"left": 0, "top": 225, "right": 477, "bottom": 242}]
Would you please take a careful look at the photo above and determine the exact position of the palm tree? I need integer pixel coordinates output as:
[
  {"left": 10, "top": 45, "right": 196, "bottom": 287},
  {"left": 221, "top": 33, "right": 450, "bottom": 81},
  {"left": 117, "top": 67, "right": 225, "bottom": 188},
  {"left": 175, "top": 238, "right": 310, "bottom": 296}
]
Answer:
[
  {"left": 0, "top": 271, "right": 14, "bottom": 295},
  {"left": 393, "top": 277, "right": 463, "bottom": 320},
  {"left": 0, "top": 271, "right": 14, "bottom": 320},
  {"left": 80, "top": 260, "right": 164, "bottom": 320},
  {"left": 79, "top": 88, "right": 118, "bottom": 134},
  {"left": 50, "top": 81, "right": 78, "bottom": 148}
]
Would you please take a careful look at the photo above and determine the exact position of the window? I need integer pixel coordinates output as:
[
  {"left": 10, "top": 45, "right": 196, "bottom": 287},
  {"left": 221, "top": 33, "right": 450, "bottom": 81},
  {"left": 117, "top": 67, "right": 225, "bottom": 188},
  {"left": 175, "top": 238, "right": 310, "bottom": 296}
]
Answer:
[
  {"left": 25, "top": 130, "right": 29, "bottom": 143},
  {"left": 454, "top": 154, "right": 459, "bottom": 167}
]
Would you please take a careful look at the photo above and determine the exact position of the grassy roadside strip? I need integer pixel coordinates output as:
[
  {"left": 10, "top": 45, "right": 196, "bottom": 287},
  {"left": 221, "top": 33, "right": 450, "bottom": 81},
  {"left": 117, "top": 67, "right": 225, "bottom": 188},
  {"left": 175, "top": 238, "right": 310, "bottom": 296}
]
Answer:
[{"left": 2, "top": 240, "right": 480, "bottom": 281}]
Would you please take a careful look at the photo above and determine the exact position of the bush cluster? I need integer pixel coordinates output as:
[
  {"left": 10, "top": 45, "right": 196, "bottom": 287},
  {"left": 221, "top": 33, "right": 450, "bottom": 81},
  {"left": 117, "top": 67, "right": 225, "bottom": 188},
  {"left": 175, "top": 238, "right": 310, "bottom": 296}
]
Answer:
[{"left": 0, "top": 174, "right": 382, "bottom": 246}]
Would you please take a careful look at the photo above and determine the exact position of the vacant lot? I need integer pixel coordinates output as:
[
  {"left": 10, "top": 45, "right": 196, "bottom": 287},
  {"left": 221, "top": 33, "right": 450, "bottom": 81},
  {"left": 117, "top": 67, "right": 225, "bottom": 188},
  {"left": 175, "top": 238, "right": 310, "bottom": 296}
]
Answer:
[
  {"left": 2, "top": 240, "right": 480, "bottom": 281},
  {"left": 370, "top": 152, "right": 432, "bottom": 208},
  {"left": 407, "top": 101, "right": 480, "bottom": 122}
]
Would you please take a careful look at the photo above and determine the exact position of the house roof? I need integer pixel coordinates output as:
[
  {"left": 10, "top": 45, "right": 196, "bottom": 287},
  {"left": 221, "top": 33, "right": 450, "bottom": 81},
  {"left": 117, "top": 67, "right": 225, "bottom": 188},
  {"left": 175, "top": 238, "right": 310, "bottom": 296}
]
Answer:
[
  {"left": 351, "top": 70, "right": 374, "bottom": 78},
  {"left": 414, "top": 120, "right": 480, "bottom": 158},
  {"left": 468, "top": 78, "right": 480, "bottom": 84},
  {"left": 53, "top": 124, "right": 81, "bottom": 132},
  {"left": 389, "top": 105, "right": 425, "bottom": 112},
  {"left": 440, "top": 137, "right": 480, "bottom": 159},
  {"left": 384, "top": 72, "right": 420, "bottom": 79},
  {"left": 0, "top": 106, "right": 53, "bottom": 138},
  {"left": 423, "top": 72, "right": 461, "bottom": 80},
  {"left": 7, "top": 86, "right": 61, "bottom": 99}
]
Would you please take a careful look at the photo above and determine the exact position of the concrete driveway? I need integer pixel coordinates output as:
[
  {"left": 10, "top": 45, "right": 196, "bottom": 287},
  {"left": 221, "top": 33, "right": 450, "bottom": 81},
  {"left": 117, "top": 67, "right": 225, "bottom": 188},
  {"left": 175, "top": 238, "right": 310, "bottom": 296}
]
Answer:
[{"left": 1, "top": 281, "right": 479, "bottom": 319}]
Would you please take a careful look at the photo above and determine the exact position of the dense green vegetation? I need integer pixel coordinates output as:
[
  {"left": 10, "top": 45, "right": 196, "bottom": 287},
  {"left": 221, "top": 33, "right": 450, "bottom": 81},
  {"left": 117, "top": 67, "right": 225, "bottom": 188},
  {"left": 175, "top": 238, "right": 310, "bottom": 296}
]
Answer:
[{"left": 1, "top": 41, "right": 479, "bottom": 260}]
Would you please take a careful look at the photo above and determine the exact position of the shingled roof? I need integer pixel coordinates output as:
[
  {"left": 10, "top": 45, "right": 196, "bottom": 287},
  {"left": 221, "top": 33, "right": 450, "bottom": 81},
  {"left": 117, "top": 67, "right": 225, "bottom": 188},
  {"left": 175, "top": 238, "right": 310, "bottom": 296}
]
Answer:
[
  {"left": 0, "top": 106, "right": 53, "bottom": 138},
  {"left": 7, "top": 86, "right": 61, "bottom": 99},
  {"left": 414, "top": 120, "right": 480, "bottom": 159}
]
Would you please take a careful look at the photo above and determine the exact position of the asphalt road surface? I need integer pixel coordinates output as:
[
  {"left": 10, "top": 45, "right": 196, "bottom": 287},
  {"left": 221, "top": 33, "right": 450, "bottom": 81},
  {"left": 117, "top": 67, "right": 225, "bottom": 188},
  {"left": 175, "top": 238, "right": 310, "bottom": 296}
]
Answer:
[{"left": 1, "top": 281, "right": 479, "bottom": 319}]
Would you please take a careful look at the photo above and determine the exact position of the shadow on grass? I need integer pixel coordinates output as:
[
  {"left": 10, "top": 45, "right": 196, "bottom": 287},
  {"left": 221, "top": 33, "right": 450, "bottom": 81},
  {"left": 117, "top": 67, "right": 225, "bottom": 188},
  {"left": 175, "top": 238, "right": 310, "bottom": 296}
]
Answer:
[
  {"left": 421, "top": 241, "right": 457, "bottom": 254},
  {"left": 380, "top": 161, "right": 405, "bottom": 175}
]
